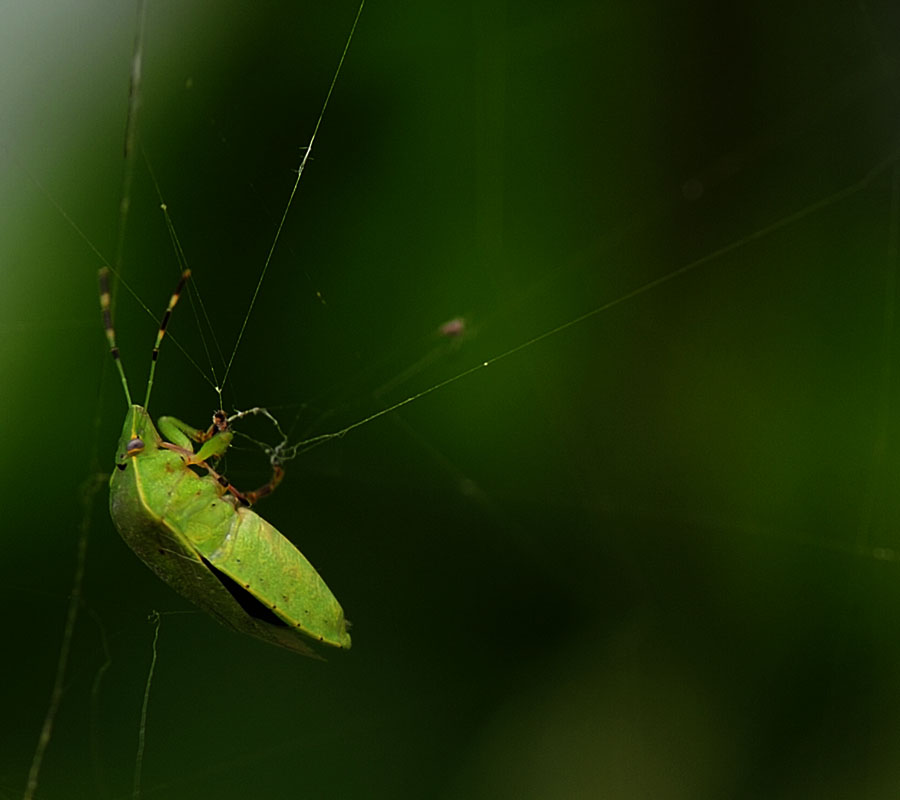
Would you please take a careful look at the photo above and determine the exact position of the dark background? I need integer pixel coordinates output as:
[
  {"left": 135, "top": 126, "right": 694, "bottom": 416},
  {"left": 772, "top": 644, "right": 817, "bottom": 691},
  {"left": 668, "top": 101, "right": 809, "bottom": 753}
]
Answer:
[{"left": 2, "top": 0, "right": 900, "bottom": 797}]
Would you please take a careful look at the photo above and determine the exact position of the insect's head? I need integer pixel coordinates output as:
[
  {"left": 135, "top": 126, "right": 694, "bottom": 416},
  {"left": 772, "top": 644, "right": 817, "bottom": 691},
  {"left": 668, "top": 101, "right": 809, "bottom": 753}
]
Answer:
[{"left": 114, "top": 405, "right": 160, "bottom": 471}]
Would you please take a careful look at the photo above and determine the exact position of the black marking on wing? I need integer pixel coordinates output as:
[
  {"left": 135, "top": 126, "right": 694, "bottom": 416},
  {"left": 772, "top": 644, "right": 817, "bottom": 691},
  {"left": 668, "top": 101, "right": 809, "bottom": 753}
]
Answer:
[{"left": 198, "top": 554, "right": 287, "bottom": 628}]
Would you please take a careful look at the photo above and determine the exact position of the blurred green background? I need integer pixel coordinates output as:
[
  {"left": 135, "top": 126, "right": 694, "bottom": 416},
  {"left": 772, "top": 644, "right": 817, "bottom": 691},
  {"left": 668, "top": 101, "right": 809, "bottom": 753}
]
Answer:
[{"left": 2, "top": 0, "right": 900, "bottom": 797}]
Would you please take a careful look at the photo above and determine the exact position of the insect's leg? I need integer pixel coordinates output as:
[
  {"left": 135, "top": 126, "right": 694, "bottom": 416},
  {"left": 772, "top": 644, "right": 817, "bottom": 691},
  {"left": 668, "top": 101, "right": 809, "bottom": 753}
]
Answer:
[
  {"left": 191, "top": 429, "right": 233, "bottom": 464},
  {"left": 159, "top": 411, "right": 280, "bottom": 504},
  {"left": 158, "top": 415, "right": 232, "bottom": 460},
  {"left": 242, "top": 463, "right": 285, "bottom": 505},
  {"left": 200, "top": 460, "right": 284, "bottom": 507},
  {"left": 195, "top": 460, "right": 252, "bottom": 507},
  {"left": 159, "top": 410, "right": 230, "bottom": 452},
  {"left": 157, "top": 415, "right": 204, "bottom": 450}
]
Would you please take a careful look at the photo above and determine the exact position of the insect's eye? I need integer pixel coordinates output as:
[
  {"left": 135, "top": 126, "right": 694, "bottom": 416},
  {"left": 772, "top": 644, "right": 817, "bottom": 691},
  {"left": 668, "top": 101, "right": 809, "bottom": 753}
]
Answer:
[{"left": 126, "top": 437, "right": 145, "bottom": 456}]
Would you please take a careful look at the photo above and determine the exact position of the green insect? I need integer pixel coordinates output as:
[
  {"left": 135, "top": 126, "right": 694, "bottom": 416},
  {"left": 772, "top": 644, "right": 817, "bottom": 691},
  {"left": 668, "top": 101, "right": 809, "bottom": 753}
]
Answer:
[{"left": 98, "top": 267, "right": 351, "bottom": 658}]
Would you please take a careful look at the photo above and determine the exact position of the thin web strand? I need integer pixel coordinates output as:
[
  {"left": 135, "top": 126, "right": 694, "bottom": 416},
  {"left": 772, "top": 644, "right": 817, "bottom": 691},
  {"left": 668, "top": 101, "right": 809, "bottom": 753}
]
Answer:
[
  {"left": 88, "top": 609, "right": 113, "bottom": 798},
  {"left": 22, "top": 474, "right": 106, "bottom": 800},
  {"left": 19, "top": 163, "right": 218, "bottom": 394},
  {"left": 132, "top": 611, "right": 161, "bottom": 800},
  {"left": 284, "top": 149, "right": 900, "bottom": 456},
  {"left": 159, "top": 203, "right": 226, "bottom": 404},
  {"left": 220, "top": 0, "right": 367, "bottom": 394},
  {"left": 143, "top": 150, "right": 229, "bottom": 402}
]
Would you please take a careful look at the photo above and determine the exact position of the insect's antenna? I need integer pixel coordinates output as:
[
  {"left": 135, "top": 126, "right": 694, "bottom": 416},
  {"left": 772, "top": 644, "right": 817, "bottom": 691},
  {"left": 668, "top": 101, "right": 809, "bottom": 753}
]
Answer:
[
  {"left": 98, "top": 267, "right": 133, "bottom": 406},
  {"left": 143, "top": 269, "right": 191, "bottom": 410}
]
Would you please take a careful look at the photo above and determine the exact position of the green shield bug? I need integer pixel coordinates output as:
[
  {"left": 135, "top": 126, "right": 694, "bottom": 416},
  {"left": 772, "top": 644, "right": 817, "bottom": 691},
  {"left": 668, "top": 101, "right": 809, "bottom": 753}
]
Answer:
[{"left": 99, "top": 267, "right": 351, "bottom": 658}]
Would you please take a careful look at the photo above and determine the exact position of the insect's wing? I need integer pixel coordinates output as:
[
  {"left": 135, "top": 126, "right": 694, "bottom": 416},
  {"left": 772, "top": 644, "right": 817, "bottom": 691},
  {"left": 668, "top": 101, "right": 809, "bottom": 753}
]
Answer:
[{"left": 194, "top": 508, "right": 352, "bottom": 651}]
